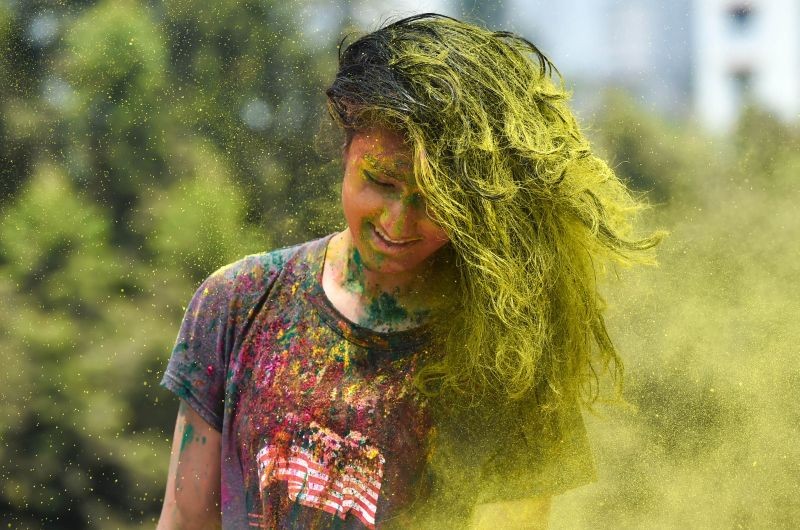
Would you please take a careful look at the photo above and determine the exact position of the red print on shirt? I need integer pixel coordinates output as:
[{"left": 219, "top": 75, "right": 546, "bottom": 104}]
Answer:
[{"left": 256, "top": 418, "right": 385, "bottom": 529}]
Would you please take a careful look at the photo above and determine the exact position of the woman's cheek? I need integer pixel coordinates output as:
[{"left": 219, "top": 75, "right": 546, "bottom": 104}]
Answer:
[
  {"left": 343, "top": 182, "right": 382, "bottom": 232},
  {"left": 355, "top": 187, "right": 386, "bottom": 216}
]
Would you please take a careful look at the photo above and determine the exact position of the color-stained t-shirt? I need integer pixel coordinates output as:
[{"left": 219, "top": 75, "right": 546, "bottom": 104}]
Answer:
[{"left": 159, "top": 233, "right": 596, "bottom": 529}]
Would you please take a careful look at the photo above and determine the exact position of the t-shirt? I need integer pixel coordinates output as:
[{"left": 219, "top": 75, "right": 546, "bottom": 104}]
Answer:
[{"left": 159, "top": 233, "right": 596, "bottom": 529}]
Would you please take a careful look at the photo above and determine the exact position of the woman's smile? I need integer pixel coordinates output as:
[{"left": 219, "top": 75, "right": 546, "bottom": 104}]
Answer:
[
  {"left": 341, "top": 127, "right": 450, "bottom": 274},
  {"left": 370, "top": 223, "right": 421, "bottom": 250}
]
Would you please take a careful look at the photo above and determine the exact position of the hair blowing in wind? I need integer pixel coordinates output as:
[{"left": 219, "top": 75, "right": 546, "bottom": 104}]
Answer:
[{"left": 326, "top": 14, "right": 666, "bottom": 423}]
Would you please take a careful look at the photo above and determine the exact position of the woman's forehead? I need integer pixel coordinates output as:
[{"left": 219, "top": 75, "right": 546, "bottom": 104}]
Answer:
[
  {"left": 352, "top": 127, "right": 409, "bottom": 152},
  {"left": 351, "top": 128, "right": 414, "bottom": 176},
  {"left": 363, "top": 153, "right": 412, "bottom": 175}
]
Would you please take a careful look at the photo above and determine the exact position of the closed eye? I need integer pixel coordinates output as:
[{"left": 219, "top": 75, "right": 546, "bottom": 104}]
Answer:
[{"left": 363, "top": 169, "right": 394, "bottom": 188}]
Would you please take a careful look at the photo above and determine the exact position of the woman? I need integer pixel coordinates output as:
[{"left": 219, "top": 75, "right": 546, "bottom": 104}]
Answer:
[{"left": 157, "top": 14, "right": 663, "bottom": 529}]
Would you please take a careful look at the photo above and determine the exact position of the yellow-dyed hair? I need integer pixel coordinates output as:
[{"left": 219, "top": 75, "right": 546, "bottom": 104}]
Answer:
[{"left": 326, "top": 14, "right": 665, "bottom": 420}]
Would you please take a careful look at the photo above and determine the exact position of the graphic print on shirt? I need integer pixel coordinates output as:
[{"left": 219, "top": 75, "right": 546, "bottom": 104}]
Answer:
[{"left": 255, "top": 417, "right": 385, "bottom": 529}]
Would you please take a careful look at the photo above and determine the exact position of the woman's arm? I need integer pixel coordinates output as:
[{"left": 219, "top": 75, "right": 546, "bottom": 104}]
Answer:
[
  {"left": 157, "top": 399, "right": 222, "bottom": 530},
  {"left": 469, "top": 495, "right": 552, "bottom": 529}
]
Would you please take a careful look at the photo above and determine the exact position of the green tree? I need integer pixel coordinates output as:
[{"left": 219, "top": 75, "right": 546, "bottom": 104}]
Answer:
[
  {"left": 1, "top": 0, "right": 346, "bottom": 526},
  {"left": 0, "top": 165, "right": 150, "bottom": 527}
]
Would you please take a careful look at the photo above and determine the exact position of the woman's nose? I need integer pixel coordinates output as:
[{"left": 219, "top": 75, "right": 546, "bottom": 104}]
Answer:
[{"left": 379, "top": 198, "right": 416, "bottom": 238}]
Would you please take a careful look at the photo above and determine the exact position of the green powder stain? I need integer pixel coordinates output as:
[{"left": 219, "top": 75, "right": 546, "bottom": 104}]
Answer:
[
  {"left": 404, "top": 192, "right": 424, "bottom": 210},
  {"left": 175, "top": 380, "right": 192, "bottom": 400},
  {"left": 180, "top": 422, "right": 195, "bottom": 454},
  {"left": 366, "top": 292, "right": 410, "bottom": 325},
  {"left": 343, "top": 246, "right": 367, "bottom": 295},
  {"left": 352, "top": 246, "right": 364, "bottom": 269}
]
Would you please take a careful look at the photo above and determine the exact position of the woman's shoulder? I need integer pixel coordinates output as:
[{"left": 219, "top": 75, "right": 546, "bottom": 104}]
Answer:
[{"left": 200, "top": 235, "right": 329, "bottom": 298}]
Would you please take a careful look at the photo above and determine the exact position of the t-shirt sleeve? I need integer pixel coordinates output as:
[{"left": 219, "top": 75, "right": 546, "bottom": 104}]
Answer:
[
  {"left": 159, "top": 267, "right": 238, "bottom": 432},
  {"left": 475, "top": 400, "right": 597, "bottom": 503}
]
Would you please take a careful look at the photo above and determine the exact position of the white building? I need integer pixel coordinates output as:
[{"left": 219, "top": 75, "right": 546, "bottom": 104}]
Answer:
[
  {"left": 507, "top": 0, "right": 800, "bottom": 131},
  {"left": 302, "top": 0, "right": 800, "bottom": 132},
  {"left": 693, "top": 0, "right": 800, "bottom": 131},
  {"left": 504, "top": 0, "right": 694, "bottom": 121}
]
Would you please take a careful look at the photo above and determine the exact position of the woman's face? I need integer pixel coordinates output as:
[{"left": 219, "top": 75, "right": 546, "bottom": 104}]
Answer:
[{"left": 341, "top": 127, "right": 450, "bottom": 275}]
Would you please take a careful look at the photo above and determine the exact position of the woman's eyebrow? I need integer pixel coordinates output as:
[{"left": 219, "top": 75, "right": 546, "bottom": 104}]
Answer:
[{"left": 367, "top": 158, "right": 413, "bottom": 182}]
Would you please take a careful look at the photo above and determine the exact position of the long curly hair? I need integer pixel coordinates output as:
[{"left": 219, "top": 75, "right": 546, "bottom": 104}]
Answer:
[{"left": 325, "top": 14, "right": 665, "bottom": 420}]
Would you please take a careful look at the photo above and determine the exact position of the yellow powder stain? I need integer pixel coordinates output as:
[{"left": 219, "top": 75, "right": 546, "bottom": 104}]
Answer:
[
  {"left": 343, "top": 384, "right": 359, "bottom": 400},
  {"left": 396, "top": 385, "right": 408, "bottom": 399},
  {"left": 308, "top": 324, "right": 325, "bottom": 342},
  {"left": 340, "top": 343, "right": 351, "bottom": 370}
]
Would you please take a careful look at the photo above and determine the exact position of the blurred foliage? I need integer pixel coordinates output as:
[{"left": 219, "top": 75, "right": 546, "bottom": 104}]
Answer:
[
  {"left": 1, "top": 0, "right": 345, "bottom": 527},
  {"left": 1, "top": 1, "right": 798, "bottom": 528},
  {"left": 589, "top": 89, "right": 717, "bottom": 204}
]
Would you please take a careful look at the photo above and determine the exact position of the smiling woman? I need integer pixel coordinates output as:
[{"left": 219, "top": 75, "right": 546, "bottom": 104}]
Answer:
[
  {"left": 341, "top": 127, "right": 449, "bottom": 274},
  {"left": 158, "top": 13, "right": 664, "bottom": 530},
  {"left": 323, "top": 126, "right": 456, "bottom": 335}
]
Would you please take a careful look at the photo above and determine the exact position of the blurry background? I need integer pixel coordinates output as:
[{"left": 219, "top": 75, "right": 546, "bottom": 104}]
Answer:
[{"left": 0, "top": 0, "right": 797, "bottom": 527}]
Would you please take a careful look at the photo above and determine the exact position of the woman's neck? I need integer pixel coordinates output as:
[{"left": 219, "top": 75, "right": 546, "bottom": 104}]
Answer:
[{"left": 324, "top": 230, "right": 454, "bottom": 330}]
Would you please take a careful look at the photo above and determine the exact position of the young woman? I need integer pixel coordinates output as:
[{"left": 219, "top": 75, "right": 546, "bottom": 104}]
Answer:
[{"left": 157, "top": 14, "right": 662, "bottom": 530}]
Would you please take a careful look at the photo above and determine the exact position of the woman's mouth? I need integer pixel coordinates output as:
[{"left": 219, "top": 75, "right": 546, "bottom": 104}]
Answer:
[{"left": 370, "top": 224, "right": 420, "bottom": 250}]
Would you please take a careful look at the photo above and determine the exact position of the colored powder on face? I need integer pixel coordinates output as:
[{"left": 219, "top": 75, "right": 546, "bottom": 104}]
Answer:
[{"left": 404, "top": 192, "right": 424, "bottom": 210}]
